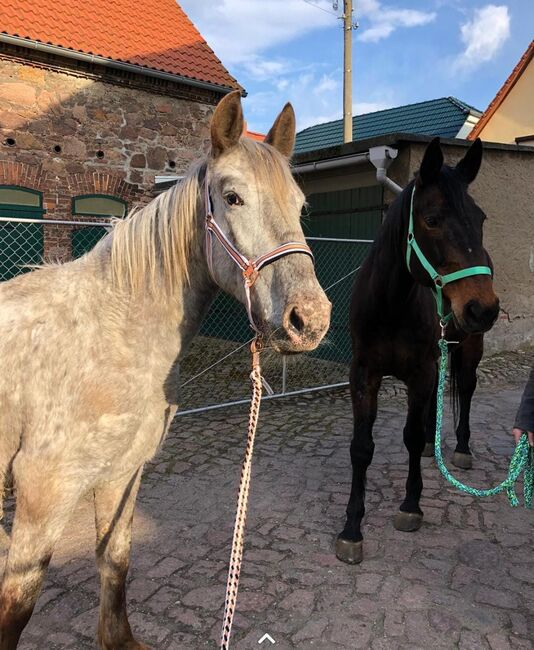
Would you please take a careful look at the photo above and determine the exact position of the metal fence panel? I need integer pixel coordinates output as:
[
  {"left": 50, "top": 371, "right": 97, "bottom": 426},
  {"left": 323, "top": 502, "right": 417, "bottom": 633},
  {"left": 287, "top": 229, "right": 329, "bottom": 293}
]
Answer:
[
  {"left": 0, "top": 217, "right": 372, "bottom": 412},
  {"left": 180, "top": 237, "right": 372, "bottom": 412}
]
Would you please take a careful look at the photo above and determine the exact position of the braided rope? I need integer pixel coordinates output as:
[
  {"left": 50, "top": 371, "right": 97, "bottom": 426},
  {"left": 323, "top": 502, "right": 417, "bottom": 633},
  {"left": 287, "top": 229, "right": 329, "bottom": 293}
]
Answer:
[
  {"left": 220, "top": 338, "right": 263, "bottom": 649},
  {"left": 435, "top": 337, "right": 533, "bottom": 507}
]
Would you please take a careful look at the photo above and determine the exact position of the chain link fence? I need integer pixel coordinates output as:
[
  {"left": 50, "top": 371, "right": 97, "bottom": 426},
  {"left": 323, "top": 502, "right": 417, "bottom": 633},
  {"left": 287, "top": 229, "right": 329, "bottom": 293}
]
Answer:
[
  {"left": 179, "top": 237, "right": 373, "bottom": 413},
  {"left": 0, "top": 216, "right": 110, "bottom": 280},
  {"left": 0, "top": 217, "right": 373, "bottom": 412}
]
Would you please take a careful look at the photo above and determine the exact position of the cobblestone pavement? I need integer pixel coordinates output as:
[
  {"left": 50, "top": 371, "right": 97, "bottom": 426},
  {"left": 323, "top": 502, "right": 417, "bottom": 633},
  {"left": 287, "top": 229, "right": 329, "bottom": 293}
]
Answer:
[{"left": 7, "top": 349, "right": 534, "bottom": 650}]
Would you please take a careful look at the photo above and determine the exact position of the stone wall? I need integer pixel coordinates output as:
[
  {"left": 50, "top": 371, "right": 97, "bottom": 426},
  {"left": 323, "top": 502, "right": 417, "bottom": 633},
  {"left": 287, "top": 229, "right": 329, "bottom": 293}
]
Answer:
[
  {"left": 0, "top": 48, "right": 219, "bottom": 261},
  {"left": 404, "top": 141, "right": 534, "bottom": 353}
]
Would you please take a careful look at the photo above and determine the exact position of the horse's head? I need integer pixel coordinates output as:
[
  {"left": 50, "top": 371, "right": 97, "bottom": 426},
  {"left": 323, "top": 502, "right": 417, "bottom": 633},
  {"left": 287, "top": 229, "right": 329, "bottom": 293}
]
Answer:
[
  {"left": 409, "top": 137, "right": 499, "bottom": 333},
  {"left": 205, "top": 91, "right": 331, "bottom": 353}
]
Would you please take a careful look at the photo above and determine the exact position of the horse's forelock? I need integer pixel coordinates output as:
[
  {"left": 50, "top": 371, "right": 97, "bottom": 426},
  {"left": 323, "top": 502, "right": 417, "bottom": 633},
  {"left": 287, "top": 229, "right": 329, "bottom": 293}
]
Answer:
[{"left": 238, "top": 138, "right": 301, "bottom": 209}]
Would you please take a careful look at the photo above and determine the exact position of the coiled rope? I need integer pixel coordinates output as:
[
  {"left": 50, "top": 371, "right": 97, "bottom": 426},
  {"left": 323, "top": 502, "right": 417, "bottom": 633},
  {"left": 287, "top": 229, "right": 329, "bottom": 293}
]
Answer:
[{"left": 435, "top": 336, "right": 533, "bottom": 508}]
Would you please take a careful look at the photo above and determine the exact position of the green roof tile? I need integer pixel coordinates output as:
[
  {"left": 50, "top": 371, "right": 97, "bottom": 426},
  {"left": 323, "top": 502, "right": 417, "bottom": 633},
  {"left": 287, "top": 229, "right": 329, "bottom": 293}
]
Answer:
[{"left": 295, "top": 97, "right": 482, "bottom": 154}]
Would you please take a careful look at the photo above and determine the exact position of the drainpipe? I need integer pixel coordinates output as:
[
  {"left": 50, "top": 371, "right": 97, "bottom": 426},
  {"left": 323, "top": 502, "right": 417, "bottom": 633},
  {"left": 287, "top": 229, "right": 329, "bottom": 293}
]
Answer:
[{"left": 368, "top": 145, "right": 402, "bottom": 195}]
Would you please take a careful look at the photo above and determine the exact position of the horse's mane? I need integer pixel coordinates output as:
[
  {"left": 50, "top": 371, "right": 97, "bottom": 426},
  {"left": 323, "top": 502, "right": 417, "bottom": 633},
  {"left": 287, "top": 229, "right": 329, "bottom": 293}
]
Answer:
[
  {"left": 109, "top": 160, "right": 203, "bottom": 296},
  {"left": 108, "top": 137, "right": 296, "bottom": 297}
]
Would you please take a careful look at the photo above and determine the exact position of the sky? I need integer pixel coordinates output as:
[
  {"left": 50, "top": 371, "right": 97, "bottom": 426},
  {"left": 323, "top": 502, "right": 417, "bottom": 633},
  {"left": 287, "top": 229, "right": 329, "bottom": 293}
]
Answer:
[{"left": 178, "top": 0, "right": 533, "bottom": 135}]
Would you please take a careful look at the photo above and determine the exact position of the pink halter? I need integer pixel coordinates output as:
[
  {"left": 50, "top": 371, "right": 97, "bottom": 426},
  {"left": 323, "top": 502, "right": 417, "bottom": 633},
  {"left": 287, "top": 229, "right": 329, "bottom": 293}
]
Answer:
[{"left": 204, "top": 173, "right": 314, "bottom": 333}]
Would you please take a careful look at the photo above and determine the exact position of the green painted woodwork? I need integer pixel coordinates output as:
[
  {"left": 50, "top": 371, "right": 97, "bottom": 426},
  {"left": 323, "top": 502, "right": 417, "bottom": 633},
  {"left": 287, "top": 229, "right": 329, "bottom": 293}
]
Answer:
[
  {"left": 72, "top": 194, "right": 127, "bottom": 218},
  {"left": 0, "top": 186, "right": 44, "bottom": 281},
  {"left": 0, "top": 186, "right": 42, "bottom": 209}
]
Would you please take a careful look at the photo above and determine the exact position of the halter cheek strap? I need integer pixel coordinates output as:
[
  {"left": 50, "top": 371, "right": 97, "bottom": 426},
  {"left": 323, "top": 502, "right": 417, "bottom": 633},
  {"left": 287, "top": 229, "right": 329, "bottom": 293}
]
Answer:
[
  {"left": 204, "top": 174, "right": 315, "bottom": 333},
  {"left": 406, "top": 185, "right": 492, "bottom": 325}
]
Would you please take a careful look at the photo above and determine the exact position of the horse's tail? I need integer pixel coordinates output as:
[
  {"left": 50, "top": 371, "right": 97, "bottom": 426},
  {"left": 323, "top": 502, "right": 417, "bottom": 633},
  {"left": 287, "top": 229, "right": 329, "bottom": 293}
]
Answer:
[{"left": 449, "top": 346, "right": 461, "bottom": 427}]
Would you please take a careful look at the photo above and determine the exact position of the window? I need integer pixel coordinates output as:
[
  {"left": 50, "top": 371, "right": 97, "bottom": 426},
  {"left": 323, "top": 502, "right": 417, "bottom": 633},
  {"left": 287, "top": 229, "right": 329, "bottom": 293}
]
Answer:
[
  {"left": 72, "top": 194, "right": 127, "bottom": 218},
  {"left": 0, "top": 186, "right": 44, "bottom": 217},
  {"left": 0, "top": 186, "right": 44, "bottom": 281}
]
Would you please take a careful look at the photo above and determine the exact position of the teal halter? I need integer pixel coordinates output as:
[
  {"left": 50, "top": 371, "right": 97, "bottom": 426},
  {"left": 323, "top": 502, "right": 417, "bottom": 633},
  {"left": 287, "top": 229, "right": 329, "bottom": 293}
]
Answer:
[{"left": 406, "top": 186, "right": 492, "bottom": 324}]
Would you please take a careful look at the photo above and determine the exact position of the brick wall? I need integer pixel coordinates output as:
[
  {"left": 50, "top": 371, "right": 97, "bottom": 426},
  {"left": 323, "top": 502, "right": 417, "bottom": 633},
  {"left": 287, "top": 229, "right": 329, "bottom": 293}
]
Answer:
[{"left": 0, "top": 47, "right": 218, "bottom": 262}]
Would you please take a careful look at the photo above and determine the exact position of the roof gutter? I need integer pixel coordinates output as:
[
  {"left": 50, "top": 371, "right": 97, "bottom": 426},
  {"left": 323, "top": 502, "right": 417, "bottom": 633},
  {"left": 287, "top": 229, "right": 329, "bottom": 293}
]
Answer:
[
  {"left": 292, "top": 151, "right": 370, "bottom": 174},
  {"left": 0, "top": 34, "right": 238, "bottom": 96},
  {"left": 292, "top": 146, "right": 403, "bottom": 195}
]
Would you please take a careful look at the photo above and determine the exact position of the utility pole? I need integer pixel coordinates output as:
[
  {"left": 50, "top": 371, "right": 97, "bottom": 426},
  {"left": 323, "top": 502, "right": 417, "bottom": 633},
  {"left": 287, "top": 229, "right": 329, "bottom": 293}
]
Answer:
[{"left": 342, "top": 0, "right": 353, "bottom": 143}]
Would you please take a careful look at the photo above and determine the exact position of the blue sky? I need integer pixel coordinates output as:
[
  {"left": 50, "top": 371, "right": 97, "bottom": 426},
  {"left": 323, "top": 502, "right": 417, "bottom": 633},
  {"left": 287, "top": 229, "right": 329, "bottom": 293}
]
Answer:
[{"left": 179, "top": 1, "right": 533, "bottom": 134}]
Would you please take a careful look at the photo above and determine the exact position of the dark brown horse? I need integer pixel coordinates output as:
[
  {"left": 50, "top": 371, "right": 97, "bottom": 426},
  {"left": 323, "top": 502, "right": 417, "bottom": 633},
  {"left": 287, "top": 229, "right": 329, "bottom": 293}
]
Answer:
[{"left": 336, "top": 137, "right": 499, "bottom": 564}]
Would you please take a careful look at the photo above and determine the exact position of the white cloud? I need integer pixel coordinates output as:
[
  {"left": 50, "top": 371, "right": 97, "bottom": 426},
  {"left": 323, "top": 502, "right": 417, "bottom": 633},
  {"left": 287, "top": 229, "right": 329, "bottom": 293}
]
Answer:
[
  {"left": 357, "top": 0, "right": 436, "bottom": 43},
  {"left": 178, "top": 0, "right": 333, "bottom": 66},
  {"left": 354, "top": 100, "right": 392, "bottom": 115},
  {"left": 454, "top": 4, "right": 510, "bottom": 71},
  {"left": 313, "top": 74, "right": 339, "bottom": 96}
]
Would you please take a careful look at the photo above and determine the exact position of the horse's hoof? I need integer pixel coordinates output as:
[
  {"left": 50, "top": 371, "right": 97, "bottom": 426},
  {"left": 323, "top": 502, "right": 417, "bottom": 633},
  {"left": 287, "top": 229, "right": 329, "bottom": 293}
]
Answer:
[
  {"left": 335, "top": 536, "right": 363, "bottom": 564},
  {"left": 452, "top": 452, "right": 473, "bottom": 469},
  {"left": 421, "top": 442, "right": 435, "bottom": 457},
  {"left": 393, "top": 511, "right": 423, "bottom": 532}
]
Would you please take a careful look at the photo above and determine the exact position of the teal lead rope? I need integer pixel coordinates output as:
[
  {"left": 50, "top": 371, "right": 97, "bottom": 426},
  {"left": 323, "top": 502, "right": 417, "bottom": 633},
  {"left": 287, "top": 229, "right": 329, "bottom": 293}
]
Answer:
[{"left": 435, "top": 337, "right": 533, "bottom": 508}]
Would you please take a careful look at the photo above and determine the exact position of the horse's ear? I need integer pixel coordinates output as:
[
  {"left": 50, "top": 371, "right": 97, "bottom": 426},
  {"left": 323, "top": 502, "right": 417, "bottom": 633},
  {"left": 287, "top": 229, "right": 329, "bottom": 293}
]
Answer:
[
  {"left": 264, "top": 103, "right": 296, "bottom": 158},
  {"left": 210, "top": 90, "right": 244, "bottom": 158},
  {"left": 418, "top": 137, "right": 443, "bottom": 186},
  {"left": 456, "top": 138, "right": 483, "bottom": 184}
]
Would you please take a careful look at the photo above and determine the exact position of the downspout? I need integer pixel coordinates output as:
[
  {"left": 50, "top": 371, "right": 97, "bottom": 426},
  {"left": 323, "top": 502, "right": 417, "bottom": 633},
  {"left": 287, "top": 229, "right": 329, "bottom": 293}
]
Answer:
[
  {"left": 292, "top": 146, "right": 403, "bottom": 196},
  {"left": 368, "top": 145, "right": 403, "bottom": 195}
]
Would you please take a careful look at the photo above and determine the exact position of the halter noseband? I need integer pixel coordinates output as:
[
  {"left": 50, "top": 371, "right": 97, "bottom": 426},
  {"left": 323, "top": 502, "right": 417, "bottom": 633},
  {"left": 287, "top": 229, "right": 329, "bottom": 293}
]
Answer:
[
  {"left": 204, "top": 173, "right": 314, "bottom": 333},
  {"left": 406, "top": 185, "right": 492, "bottom": 326}
]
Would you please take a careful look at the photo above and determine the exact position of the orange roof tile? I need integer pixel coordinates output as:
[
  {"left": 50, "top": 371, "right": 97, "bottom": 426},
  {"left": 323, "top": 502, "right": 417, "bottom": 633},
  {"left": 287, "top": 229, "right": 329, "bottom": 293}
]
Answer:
[
  {"left": 245, "top": 130, "right": 265, "bottom": 142},
  {"left": 0, "top": 0, "right": 240, "bottom": 90},
  {"left": 468, "top": 40, "right": 534, "bottom": 140}
]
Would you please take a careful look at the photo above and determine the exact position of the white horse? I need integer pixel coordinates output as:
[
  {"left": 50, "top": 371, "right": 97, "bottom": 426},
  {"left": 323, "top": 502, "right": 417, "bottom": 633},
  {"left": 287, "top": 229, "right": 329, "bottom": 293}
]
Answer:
[{"left": 0, "top": 91, "right": 331, "bottom": 649}]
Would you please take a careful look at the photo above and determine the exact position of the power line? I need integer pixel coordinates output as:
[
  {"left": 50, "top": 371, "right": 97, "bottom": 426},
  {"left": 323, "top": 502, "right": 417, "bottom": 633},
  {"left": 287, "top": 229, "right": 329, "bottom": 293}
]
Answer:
[{"left": 302, "top": 0, "right": 339, "bottom": 17}]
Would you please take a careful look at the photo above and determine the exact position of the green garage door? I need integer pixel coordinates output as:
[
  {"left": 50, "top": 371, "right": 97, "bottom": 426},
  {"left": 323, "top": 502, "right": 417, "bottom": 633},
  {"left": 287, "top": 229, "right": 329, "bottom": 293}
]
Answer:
[
  {"left": 0, "top": 186, "right": 44, "bottom": 282},
  {"left": 303, "top": 185, "right": 384, "bottom": 362}
]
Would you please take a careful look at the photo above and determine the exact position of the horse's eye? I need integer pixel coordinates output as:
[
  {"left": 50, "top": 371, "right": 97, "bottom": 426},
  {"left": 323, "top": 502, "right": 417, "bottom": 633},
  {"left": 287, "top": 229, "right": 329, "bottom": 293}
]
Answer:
[
  {"left": 424, "top": 215, "right": 439, "bottom": 228},
  {"left": 225, "top": 192, "right": 243, "bottom": 207}
]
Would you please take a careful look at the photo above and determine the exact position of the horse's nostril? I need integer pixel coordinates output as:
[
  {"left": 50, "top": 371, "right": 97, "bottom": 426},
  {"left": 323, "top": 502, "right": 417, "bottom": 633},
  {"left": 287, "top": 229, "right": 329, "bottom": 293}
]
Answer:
[
  {"left": 465, "top": 299, "right": 482, "bottom": 321},
  {"left": 289, "top": 306, "right": 305, "bottom": 333}
]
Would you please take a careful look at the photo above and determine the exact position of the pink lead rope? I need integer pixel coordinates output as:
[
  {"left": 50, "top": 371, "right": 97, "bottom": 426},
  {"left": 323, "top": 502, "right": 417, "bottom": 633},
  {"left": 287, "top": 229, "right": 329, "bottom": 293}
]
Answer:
[{"left": 203, "top": 172, "right": 314, "bottom": 648}]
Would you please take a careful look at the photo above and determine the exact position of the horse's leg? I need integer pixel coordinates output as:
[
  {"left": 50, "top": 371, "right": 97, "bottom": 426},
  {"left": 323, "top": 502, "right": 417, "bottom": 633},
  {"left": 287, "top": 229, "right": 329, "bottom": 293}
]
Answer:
[
  {"left": 422, "top": 377, "right": 437, "bottom": 457},
  {"left": 393, "top": 364, "right": 435, "bottom": 532},
  {"left": 335, "top": 361, "right": 382, "bottom": 564},
  {"left": 452, "top": 334, "right": 483, "bottom": 470},
  {"left": 0, "top": 457, "right": 81, "bottom": 649},
  {"left": 94, "top": 467, "right": 147, "bottom": 650}
]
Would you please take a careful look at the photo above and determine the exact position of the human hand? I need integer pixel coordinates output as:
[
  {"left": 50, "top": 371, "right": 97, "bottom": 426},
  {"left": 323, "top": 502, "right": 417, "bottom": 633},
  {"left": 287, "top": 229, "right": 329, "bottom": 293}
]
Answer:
[{"left": 512, "top": 427, "right": 534, "bottom": 446}]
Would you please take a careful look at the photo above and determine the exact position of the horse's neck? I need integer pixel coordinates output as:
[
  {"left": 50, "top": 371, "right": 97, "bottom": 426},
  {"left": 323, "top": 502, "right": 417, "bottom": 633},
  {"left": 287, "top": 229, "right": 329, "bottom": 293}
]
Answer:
[
  {"left": 89, "top": 233, "right": 217, "bottom": 367},
  {"left": 369, "top": 222, "right": 415, "bottom": 317}
]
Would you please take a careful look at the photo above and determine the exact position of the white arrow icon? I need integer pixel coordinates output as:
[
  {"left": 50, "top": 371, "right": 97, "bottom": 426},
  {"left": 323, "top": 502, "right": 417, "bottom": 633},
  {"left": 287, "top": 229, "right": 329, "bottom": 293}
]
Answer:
[{"left": 258, "top": 633, "right": 275, "bottom": 645}]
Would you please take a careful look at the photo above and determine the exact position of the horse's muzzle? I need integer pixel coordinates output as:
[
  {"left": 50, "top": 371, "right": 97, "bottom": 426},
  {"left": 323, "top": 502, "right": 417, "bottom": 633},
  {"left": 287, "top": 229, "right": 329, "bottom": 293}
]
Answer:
[
  {"left": 460, "top": 298, "right": 500, "bottom": 333},
  {"left": 272, "top": 293, "right": 331, "bottom": 353}
]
